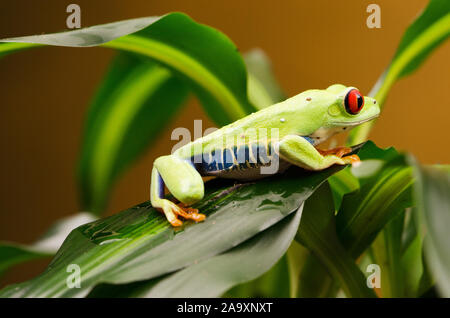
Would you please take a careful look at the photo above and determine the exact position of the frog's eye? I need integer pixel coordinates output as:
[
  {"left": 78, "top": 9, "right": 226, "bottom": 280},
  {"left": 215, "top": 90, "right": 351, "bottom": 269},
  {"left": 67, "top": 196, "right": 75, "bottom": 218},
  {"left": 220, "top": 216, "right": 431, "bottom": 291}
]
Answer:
[{"left": 344, "top": 89, "right": 364, "bottom": 115}]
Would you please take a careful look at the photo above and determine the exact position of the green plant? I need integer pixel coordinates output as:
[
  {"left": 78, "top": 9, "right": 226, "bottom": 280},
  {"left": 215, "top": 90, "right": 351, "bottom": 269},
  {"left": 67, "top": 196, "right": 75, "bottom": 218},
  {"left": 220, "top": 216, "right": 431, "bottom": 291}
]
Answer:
[{"left": 0, "top": 0, "right": 449, "bottom": 298}]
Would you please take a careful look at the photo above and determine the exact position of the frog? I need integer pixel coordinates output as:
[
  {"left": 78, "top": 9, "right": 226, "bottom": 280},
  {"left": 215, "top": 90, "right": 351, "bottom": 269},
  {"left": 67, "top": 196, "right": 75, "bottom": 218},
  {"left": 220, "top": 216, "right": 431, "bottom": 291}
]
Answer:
[{"left": 150, "top": 84, "right": 380, "bottom": 226}]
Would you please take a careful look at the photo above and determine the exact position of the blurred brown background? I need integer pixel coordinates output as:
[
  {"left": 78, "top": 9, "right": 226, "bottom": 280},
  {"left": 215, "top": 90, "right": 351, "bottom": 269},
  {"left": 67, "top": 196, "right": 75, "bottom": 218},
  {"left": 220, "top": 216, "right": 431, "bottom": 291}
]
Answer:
[{"left": 0, "top": 0, "right": 449, "bottom": 287}]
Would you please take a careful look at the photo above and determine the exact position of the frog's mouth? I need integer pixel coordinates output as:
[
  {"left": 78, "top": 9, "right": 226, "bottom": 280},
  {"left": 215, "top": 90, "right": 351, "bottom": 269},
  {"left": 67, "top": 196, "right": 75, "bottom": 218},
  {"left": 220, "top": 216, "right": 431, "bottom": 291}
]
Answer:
[{"left": 334, "top": 114, "right": 379, "bottom": 126}]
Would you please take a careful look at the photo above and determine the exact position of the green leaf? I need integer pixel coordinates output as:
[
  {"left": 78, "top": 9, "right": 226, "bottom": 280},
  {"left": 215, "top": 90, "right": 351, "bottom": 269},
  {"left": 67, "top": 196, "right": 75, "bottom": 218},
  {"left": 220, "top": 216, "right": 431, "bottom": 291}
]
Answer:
[
  {"left": 336, "top": 148, "right": 414, "bottom": 259},
  {"left": 412, "top": 159, "right": 450, "bottom": 297},
  {"left": 392, "top": 0, "right": 450, "bottom": 78},
  {"left": 286, "top": 240, "right": 310, "bottom": 297},
  {"left": 244, "top": 49, "right": 285, "bottom": 109},
  {"left": 296, "top": 182, "right": 376, "bottom": 298},
  {"left": 328, "top": 168, "right": 359, "bottom": 211},
  {"left": 0, "top": 244, "right": 50, "bottom": 278},
  {"left": 0, "top": 213, "right": 97, "bottom": 276},
  {"left": 117, "top": 206, "right": 301, "bottom": 298},
  {"left": 400, "top": 212, "right": 426, "bottom": 297},
  {"left": 78, "top": 53, "right": 188, "bottom": 213},
  {"left": 371, "top": 212, "right": 405, "bottom": 297},
  {"left": 90, "top": 209, "right": 298, "bottom": 298},
  {"left": 223, "top": 255, "right": 290, "bottom": 298},
  {"left": 348, "top": 0, "right": 450, "bottom": 145},
  {"left": 0, "top": 165, "right": 343, "bottom": 298},
  {"left": 294, "top": 250, "right": 335, "bottom": 298},
  {"left": 0, "top": 13, "right": 257, "bottom": 126}
]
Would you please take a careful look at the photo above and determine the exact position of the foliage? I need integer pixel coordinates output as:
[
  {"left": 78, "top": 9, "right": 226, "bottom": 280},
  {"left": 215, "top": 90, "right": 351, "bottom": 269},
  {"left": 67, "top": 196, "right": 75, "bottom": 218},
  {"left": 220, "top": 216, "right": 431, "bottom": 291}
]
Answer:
[{"left": 0, "top": 0, "right": 449, "bottom": 298}]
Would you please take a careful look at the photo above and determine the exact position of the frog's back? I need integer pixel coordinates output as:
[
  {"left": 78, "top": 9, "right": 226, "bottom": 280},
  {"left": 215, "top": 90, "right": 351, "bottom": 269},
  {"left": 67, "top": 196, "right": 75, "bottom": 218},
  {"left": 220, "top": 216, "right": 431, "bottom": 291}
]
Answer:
[
  {"left": 172, "top": 90, "right": 318, "bottom": 178},
  {"left": 174, "top": 92, "right": 313, "bottom": 159}
]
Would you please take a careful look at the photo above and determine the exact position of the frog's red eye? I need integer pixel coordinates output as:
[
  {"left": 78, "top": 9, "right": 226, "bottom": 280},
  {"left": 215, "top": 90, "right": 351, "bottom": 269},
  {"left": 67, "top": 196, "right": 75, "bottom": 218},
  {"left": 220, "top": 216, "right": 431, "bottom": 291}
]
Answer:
[{"left": 344, "top": 89, "right": 364, "bottom": 115}]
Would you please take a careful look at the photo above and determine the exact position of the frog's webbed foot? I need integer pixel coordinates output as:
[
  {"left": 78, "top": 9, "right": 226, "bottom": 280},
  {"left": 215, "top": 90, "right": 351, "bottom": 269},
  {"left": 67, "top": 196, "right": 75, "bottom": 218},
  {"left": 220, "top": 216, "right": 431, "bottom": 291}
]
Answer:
[
  {"left": 175, "top": 203, "right": 206, "bottom": 222},
  {"left": 156, "top": 200, "right": 206, "bottom": 227},
  {"left": 316, "top": 146, "right": 360, "bottom": 165},
  {"left": 316, "top": 146, "right": 352, "bottom": 157}
]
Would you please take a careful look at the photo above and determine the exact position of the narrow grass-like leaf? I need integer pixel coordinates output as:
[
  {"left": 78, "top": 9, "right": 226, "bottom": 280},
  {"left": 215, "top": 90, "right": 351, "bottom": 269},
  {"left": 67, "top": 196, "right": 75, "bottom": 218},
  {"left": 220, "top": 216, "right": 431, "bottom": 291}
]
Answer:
[
  {"left": 296, "top": 182, "right": 376, "bottom": 298},
  {"left": 371, "top": 212, "right": 405, "bottom": 297},
  {"left": 0, "top": 165, "right": 343, "bottom": 298},
  {"left": 0, "top": 13, "right": 257, "bottom": 126},
  {"left": 336, "top": 148, "right": 414, "bottom": 259},
  {"left": 78, "top": 53, "right": 188, "bottom": 213},
  {"left": 400, "top": 213, "right": 426, "bottom": 297},
  {"left": 328, "top": 168, "right": 359, "bottom": 211},
  {"left": 348, "top": 0, "right": 450, "bottom": 145},
  {"left": 286, "top": 240, "right": 310, "bottom": 297},
  {"left": 412, "top": 159, "right": 450, "bottom": 297},
  {"left": 294, "top": 250, "right": 335, "bottom": 298},
  {"left": 0, "top": 244, "right": 50, "bottom": 278},
  {"left": 0, "top": 213, "right": 96, "bottom": 276}
]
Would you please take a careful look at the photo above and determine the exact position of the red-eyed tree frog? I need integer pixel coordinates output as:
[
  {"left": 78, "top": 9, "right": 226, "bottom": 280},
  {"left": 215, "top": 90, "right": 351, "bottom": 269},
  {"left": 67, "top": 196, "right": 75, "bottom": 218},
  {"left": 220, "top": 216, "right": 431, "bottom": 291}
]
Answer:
[{"left": 150, "top": 84, "right": 380, "bottom": 226}]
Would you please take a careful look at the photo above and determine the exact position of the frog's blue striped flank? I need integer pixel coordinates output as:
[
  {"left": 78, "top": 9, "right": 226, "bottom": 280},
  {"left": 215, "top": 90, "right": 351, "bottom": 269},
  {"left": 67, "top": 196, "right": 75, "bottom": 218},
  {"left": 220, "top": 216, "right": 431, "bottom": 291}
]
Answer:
[{"left": 190, "top": 136, "right": 314, "bottom": 174}]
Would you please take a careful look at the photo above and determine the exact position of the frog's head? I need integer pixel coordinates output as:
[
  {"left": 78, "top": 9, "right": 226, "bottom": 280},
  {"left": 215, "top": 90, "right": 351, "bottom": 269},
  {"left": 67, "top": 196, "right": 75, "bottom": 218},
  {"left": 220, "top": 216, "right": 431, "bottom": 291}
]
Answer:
[
  {"left": 323, "top": 84, "right": 380, "bottom": 128},
  {"left": 294, "top": 84, "right": 380, "bottom": 145}
]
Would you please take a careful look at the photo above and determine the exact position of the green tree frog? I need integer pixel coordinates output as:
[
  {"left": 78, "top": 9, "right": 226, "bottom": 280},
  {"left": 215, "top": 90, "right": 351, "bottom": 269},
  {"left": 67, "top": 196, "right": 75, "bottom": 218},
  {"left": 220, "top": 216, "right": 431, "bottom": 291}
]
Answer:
[{"left": 151, "top": 84, "right": 380, "bottom": 226}]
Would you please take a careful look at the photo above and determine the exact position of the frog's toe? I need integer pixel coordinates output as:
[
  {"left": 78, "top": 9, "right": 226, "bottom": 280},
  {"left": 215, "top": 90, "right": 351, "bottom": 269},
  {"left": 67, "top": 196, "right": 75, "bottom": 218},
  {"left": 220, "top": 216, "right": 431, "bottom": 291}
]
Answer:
[
  {"left": 317, "top": 146, "right": 352, "bottom": 158},
  {"left": 342, "top": 154, "right": 360, "bottom": 165},
  {"left": 184, "top": 208, "right": 206, "bottom": 222},
  {"left": 168, "top": 217, "right": 183, "bottom": 227},
  {"left": 173, "top": 205, "right": 206, "bottom": 223}
]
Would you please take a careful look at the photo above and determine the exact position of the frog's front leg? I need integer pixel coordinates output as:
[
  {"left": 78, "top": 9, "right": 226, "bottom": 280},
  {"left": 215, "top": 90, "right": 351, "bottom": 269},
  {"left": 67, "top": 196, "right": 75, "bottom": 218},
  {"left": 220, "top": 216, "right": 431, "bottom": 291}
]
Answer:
[
  {"left": 150, "top": 155, "right": 205, "bottom": 227},
  {"left": 277, "top": 135, "right": 359, "bottom": 170}
]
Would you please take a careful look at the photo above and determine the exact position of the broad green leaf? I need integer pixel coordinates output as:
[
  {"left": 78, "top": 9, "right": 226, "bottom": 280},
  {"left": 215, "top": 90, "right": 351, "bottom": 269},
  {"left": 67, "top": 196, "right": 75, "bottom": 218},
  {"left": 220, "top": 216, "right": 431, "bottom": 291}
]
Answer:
[
  {"left": 0, "top": 213, "right": 96, "bottom": 276},
  {"left": 0, "top": 13, "right": 257, "bottom": 126},
  {"left": 244, "top": 49, "right": 285, "bottom": 108},
  {"left": 412, "top": 159, "right": 450, "bottom": 297},
  {"left": 224, "top": 255, "right": 290, "bottom": 298},
  {"left": 296, "top": 182, "right": 376, "bottom": 298},
  {"left": 89, "top": 209, "right": 298, "bottom": 298},
  {"left": 0, "top": 165, "right": 343, "bottom": 298},
  {"left": 336, "top": 149, "right": 414, "bottom": 259},
  {"left": 128, "top": 206, "right": 302, "bottom": 298},
  {"left": 348, "top": 0, "right": 450, "bottom": 145},
  {"left": 78, "top": 53, "right": 188, "bottom": 213}
]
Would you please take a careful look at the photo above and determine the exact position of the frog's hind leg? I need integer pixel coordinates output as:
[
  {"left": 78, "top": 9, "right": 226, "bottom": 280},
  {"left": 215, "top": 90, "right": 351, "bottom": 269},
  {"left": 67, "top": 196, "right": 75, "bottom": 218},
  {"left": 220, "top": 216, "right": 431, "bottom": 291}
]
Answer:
[{"left": 150, "top": 155, "right": 205, "bottom": 227}]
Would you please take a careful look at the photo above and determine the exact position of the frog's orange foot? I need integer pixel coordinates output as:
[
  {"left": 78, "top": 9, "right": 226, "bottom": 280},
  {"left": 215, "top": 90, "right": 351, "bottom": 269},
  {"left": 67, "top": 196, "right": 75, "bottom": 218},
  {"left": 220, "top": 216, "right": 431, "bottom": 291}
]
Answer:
[
  {"left": 342, "top": 154, "right": 360, "bottom": 166},
  {"left": 317, "top": 146, "right": 352, "bottom": 158},
  {"left": 176, "top": 206, "right": 206, "bottom": 222},
  {"left": 171, "top": 203, "right": 206, "bottom": 224},
  {"left": 158, "top": 203, "right": 206, "bottom": 227}
]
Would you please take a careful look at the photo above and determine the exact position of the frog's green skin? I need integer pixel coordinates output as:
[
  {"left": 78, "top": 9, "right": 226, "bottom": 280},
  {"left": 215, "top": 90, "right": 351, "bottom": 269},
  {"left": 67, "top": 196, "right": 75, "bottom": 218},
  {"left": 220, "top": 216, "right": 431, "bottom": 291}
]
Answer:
[{"left": 150, "top": 84, "right": 380, "bottom": 226}]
